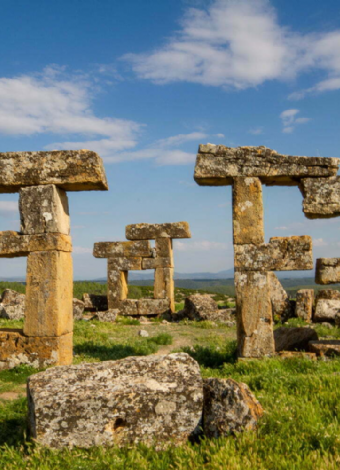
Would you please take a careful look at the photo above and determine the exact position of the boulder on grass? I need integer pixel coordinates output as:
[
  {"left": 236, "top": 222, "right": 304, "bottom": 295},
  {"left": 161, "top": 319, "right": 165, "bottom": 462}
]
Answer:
[
  {"left": 179, "top": 294, "right": 226, "bottom": 321},
  {"left": 274, "top": 327, "right": 318, "bottom": 352},
  {"left": 203, "top": 378, "right": 263, "bottom": 438},
  {"left": 96, "top": 309, "right": 118, "bottom": 323},
  {"left": 0, "top": 289, "right": 25, "bottom": 320},
  {"left": 27, "top": 353, "right": 203, "bottom": 448},
  {"left": 73, "top": 298, "right": 85, "bottom": 320}
]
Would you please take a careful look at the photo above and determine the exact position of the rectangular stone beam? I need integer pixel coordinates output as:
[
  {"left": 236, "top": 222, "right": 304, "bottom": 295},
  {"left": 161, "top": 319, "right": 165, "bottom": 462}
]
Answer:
[
  {"left": 315, "top": 258, "right": 340, "bottom": 285},
  {"left": 0, "top": 150, "right": 108, "bottom": 192},
  {"left": 300, "top": 177, "right": 340, "bottom": 219},
  {"left": 194, "top": 145, "right": 339, "bottom": 186},
  {"left": 234, "top": 236, "right": 313, "bottom": 271},
  {"left": 93, "top": 241, "right": 152, "bottom": 258},
  {"left": 126, "top": 222, "right": 191, "bottom": 240},
  {"left": 0, "top": 232, "right": 72, "bottom": 258}
]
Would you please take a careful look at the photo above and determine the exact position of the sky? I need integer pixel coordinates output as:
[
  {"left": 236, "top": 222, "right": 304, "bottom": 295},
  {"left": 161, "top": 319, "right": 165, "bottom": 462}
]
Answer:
[{"left": 0, "top": 0, "right": 340, "bottom": 279}]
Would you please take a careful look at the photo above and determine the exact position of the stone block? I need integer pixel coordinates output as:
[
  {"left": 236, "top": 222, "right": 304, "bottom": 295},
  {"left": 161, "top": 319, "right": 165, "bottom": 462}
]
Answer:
[
  {"left": 314, "top": 299, "right": 340, "bottom": 322},
  {"left": 154, "top": 267, "right": 174, "bottom": 311},
  {"left": 142, "top": 257, "right": 173, "bottom": 269},
  {"left": 316, "top": 289, "right": 340, "bottom": 301},
  {"left": 295, "top": 289, "right": 314, "bottom": 322},
  {"left": 0, "top": 231, "right": 72, "bottom": 258},
  {"left": 27, "top": 353, "right": 203, "bottom": 448},
  {"left": 315, "top": 258, "right": 340, "bottom": 284},
  {"left": 108, "top": 257, "right": 142, "bottom": 271},
  {"left": 274, "top": 327, "right": 318, "bottom": 352},
  {"left": 137, "top": 299, "right": 171, "bottom": 316},
  {"left": 82, "top": 294, "right": 108, "bottom": 312},
  {"left": 268, "top": 273, "right": 292, "bottom": 320},
  {"left": 234, "top": 272, "right": 274, "bottom": 358},
  {"left": 73, "top": 299, "right": 85, "bottom": 320},
  {"left": 97, "top": 310, "right": 119, "bottom": 322},
  {"left": 0, "top": 289, "right": 25, "bottom": 320},
  {"left": 118, "top": 299, "right": 139, "bottom": 316},
  {"left": 126, "top": 222, "right": 191, "bottom": 240},
  {"left": 24, "top": 251, "right": 73, "bottom": 337},
  {"left": 155, "top": 238, "right": 173, "bottom": 259},
  {"left": 0, "top": 150, "right": 108, "bottom": 192},
  {"left": 300, "top": 177, "right": 340, "bottom": 219},
  {"left": 234, "top": 236, "right": 313, "bottom": 272},
  {"left": 19, "top": 185, "right": 70, "bottom": 235},
  {"left": 107, "top": 266, "right": 128, "bottom": 308},
  {"left": 232, "top": 177, "right": 264, "bottom": 245},
  {"left": 194, "top": 145, "right": 339, "bottom": 186},
  {"left": 309, "top": 340, "right": 340, "bottom": 357},
  {"left": 93, "top": 240, "right": 152, "bottom": 258},
  {"left": 0, "top": 329, "right": 73, "bottom": 369}
]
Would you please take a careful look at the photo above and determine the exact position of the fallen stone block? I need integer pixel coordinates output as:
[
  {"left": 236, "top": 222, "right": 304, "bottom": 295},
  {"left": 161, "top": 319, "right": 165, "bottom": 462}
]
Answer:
[
  {"left": 142, "top": 257, "right": 173, "bottom": 269},
  {"left": 93, "top": 240, "right": 152, "bottom": 258},
  {"left": 19, "top": 185, "right": 70, "bottom": 235},
  {"left": 137, "top": 299, "right": 171, "bottom": 316},
  {"left": 126, "top": 222, "right": 191, "bottom": 240},
  {"left": 0, "top": 289, "right": 25, "bottom": 320},
  {"left": 295, "top": 289, "right": 314, "bottom": 322},
  {"left": 118, "top": 299, "right": 139, "bottom": 316},
  {"left": 274, "top": 327, "right": 318, "bottom": 352},
  {"left": 73, "top": 299, "right": 85, "bottom": 320},
  {"left": 96, "top": 310, "right": 118, "bottom": 323},
  {"left": 27, "top": 353, "right": 203, "bottom": 448},
  {"left": 194, "top": 145, "right": 339, "bottom": 186},
  {"left": 234, "top": 236, "right": 313, "bottom": 271},
  {"left": 232, "top": 177, "right": 264, "bottom": 245},
  {"left": 0, "top": 231, "right": 72, "bottom": 257},
  {"left": 181, "top": 294, "right": 219, "bottom": 321},
  {"left": 82, "top": 293, "right": 108, "bottom": 312},
  {"left": 315, "top": 258, "right": 340, "bottom": 284},
  {"left": 0, "top": 329, "right": 73, "bottom": 369},
  {"left": 0, "top": 150, "right": 108, "bottom": 192},
  {"left": 203, "top": 378, "right": 263, "bottom": 438},
  {"left": 269, "top": 273, "right": 292, "bottom": 321},
  {"left": 314, "top": 299, "right": 340, "bottom": 322},
  {"left": 300, "top": 177, "right": 340, "bottom": 219},
  {"left": 309, "top": 340, "right": 340, "bottom": 356},
  {"left": 24, "top": 251, "right": 73, "bottom": 337}
]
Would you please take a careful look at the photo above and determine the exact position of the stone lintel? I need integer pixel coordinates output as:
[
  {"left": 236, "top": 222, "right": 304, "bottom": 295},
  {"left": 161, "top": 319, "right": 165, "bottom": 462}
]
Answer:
[
  {"left": 0, "top": 232, "right": 72, "bottom": 258},
  {"left": 126, "top": 222, "right": 191, "bottom": 240},
  {"left": 0, "top": 150, "right": 108, "bottom": 192},
  {"left": 108, "top": 257, "right": 142, "bottom": 271},
  {"left": 300, "top": 177, "right": 340, "bottom": 219},
  {"left": 315, "top": 258, "right": 340, "bottom": 285},
  {"left": 93, "top": 240, "right": 152, "bottom": 259},
  {"left": 234, "top": 236, "right": 313, "bottom": 271}
]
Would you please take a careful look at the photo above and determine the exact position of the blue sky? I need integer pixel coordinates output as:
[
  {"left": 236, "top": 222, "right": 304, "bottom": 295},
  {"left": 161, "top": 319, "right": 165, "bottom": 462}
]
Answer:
[{"left": 0, "top": 0, "right": 340, "bottom": 279}]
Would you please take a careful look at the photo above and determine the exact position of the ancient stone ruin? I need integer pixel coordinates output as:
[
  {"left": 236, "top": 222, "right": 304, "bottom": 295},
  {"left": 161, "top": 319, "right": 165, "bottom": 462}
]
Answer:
[
  {"left": 0, "top": 150, "right": 108, "bottom": 369},
  {"left": 93, "top": 222, "right": 191, "bottom": 318},
  {"left": 194, "top": 144, "right": 340, "bottom": 358}
]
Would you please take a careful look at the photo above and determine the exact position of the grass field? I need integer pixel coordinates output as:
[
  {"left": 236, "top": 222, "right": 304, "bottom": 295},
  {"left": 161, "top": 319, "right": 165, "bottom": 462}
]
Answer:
[{"left": 1, "top": 283, "right": 340, "bottom": 468}]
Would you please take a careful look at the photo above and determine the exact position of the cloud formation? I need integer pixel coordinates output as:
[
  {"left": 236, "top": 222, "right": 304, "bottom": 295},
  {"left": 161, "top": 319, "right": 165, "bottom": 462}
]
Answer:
[{"left": 280, "top": 109, "right": 310, "bottom": 133}]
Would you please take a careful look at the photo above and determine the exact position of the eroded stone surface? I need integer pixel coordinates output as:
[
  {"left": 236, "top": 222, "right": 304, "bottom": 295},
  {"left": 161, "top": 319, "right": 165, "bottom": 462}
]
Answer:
[
  {"left": 93, "top": 241, "right": 152, "bottom": 259},
  {"left": 97, "top": 310, "right": 119, "bottom": 322},
  {"left": 27, "top": 353, "right": 203, "bottom": 448},
  {"left": 0, "top": 231, "right": 72, "bottom": 258},
  {"left": 73, "top": 299, "right": 85, "bottom": 320},
  {"left": 126, "top": 222, "right": 191, "bottom": 240},
  {"left": 315, "top": 258, "right": 340, "bottom": 285},
  {"left": 142, "top": 257, "right": 173, "bottom": 269},
  {"left": 19, "top": 185, "right": 70, "bottom": 235},
  {"left": 0, "top": 289, "right": 25, "bottom": 320},
  {"left": 0, "top": 150, "right": 108, "bottom": 192},
  {"left": 316, "top": 290, "right": 340, "bottom": 301},
  {"left": 203, "top": 378, "right": 263, "bottom": 438},
  {"left": 107, "top": 267, "right": 128, "bottom": 309},
  {"left": 314, "top": 299, "right": 340, "bottom": 322},
  {"left": 295, "top": 290, "right": 314, "bottom": 322},
  {"left": 300, "top": 177, "right": 340, "bottom": 219},
  {"left": 309, "top": 340, "right": 340, "bottom": 356},
  {"left": 180, "top": 294, "right": 219, "bottom": 322},
  {"left": 234, "top": 236, "right": 313, "bottom": 271},
  {"left": 154, "top": 268, "right": 175, "bottom": 311},
  {"left": 274, "top": 327, "right": 318, "bottom": 352},
  {"left": 268, "top": 273, "right": 292, "bottom": 321},
  {"left": 137, "top": 299, "right": 171, "bottom": 316}
]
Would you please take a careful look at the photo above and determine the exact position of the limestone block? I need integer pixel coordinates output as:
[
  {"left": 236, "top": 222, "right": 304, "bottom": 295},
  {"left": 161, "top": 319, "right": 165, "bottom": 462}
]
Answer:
[
  {"left": 203, "top": 378, "right": 263, "bottom": 438},
  {"left": 107, "top": 266, "right": 128, "bottom": 308},
  {"left": 315, "top": 258, "right": 340, "bottom": 284},
  {"left": 137, "top": 299, "right": 171, "bottom": 316},
  {"left": 0, "top": 231, "right": 72, "bottom": 258},
  {"left": 154, "top": 267, "right": 174, "bottom": 311},
  {"left": 142, "top": 257, "right": 173, "bottom": 269},
  {"left": 295, "top": 289, "right": 314, "bottom": 322},
  {"left": 24, "top": 251, "right": 73, "bottom": 337},
  {"left": 274, "top": 327, "right": 318, "bottom": 352},
  {"left": 0, "top": 150, "right": 108, "bottom": 192},
  {"left": 314, "top": 299, "right": 340, "bottom": 322},
  {"left": 97, "top": 310, "right": 119, "bottom": 322},
  {"left": 316, "top": 289, "right": 340, "bottom": 301},
  {"left": 93, "top": 240, "right": 152, "bottom": 258},
  {"left": 108, "top": 257, "right": 142, "bottom": 271},
  {"left": 234, "top": 236, "right": 313, "bottom": 271},
  {"left": 300, "top": 177, "right": 340, "bottom": 219},
  {"left": 309, "top": 340, "right": 340, "bottom": 357},
  {"left": 126, "top": 222, "right": 191, "bottom": 240},
  {"left": 0, "top": 289, "right": 25, "bottom": 320},
  {"left": 155, "top": 238, "right": 173, "bottom": 259},
  {"left": 194, "top": 145, "right": 339, "bottom": 186},
  {"left": 19, "top": 185, "right": 70, "bottom": 235},
  {"left": 234, "top": 272, "right": 274, "bottom": 358},
  {"left": 73, "top": 299, "right": 85, "bottom": 320},
  {"left": 118, "top": 300, "right": 139, "bottom": 316},
  {"left": 268, "top": 273, "right": 292, "bottom": 320},
  {"left": 0, "top": 329, "right": 73, "bottom": 369},
  {"left": 181, "top": 294, "right": 219, "bottom": 322},
  {"left": 232, "top": 177, "right": 264, "bottom": 245},
  {"left": 27, "top": 353, "right": 203, "bottom": 448}
]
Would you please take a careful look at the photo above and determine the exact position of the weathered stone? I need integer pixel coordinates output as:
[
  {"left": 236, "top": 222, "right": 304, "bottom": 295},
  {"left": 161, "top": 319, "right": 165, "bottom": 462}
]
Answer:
[
  {"left": 97, "top": 310, "right": 118, "bottom": 323},
  {"left": 0, "top": 289, "right": 25, "bottom": 320},
  {"left": 137, "top": 299, "right": 171, "bottom": 316},
  {"left": 154, "top": 267, "right": 175, "bottom": 311},
  {"left": 107, "top": 266, "right": 128, "bottom": 308},
  {"left": 234, "top": 236, "right": 313, "bottom": 271},
  {"left": 315, "top": 258, "right": 340, "bottom": 284},
  {"left": 0, "top": 150, "right": 108, "bottom": 192},
  {"left": 0, "top": 329, "right": 73, "bottom": 369},
  {"left": 314, "top": 299, "right": 340, "bottom": 322},
  {"left": 126, "top": 222, "right": 191, "bottom": 240},
  {"left": 93, "top": 241, "right": 152, "bottom": 259},
  {"left": 27, "top": 353, "right": 203, "bottom": 448},
  {"left": 203, "top": 378, "right": 263, "bottom": 438},
  {"left": 316, "top": 289, "right": 340, "bottom": 301},
  {"left": 142, "top": 257, "right": 173, "bottom": 269},
  {"left": 0, "top": 231, "right": 72, "bottom": 258},
  {"left": 268, "top": 273, "right": 292, "bottom": 321},
  {"left": 194, "top": 145, "right": 339, "bottom": 186},
  {"left": 235, "top": 272, "right": 274, "bottom": 358},
  {"left": 118, "top": 299, "right": 139, "bottom": 316},
  {"left": 108, "top": 257, "right": 142, "bottom": 271},
  {"left": 155, "top": 238, "right": 173, "bottom": 259},
  {"left": 278, "top": 351, "right": 317, "bottom": 360},
  {"left": 232, "top": 177, "right": 264, "bottom": 245},
  {"left": 295, "top": 289, "right": 314, "bottom": 322},
  {"left": 181, "top": 294, "right": 219, "bottom": 321},
  {"left": 73, "top": 299, "right": 85, "bottom": 320},
  {"left": 138, "top": 329, "right": 149, "bottom": 337},
  {"left": 19, "top": 185, "right": 70, "bottom": 235},
  {"left": 82, "top": 293, "right": 108, "bottom": 312},
  {"left": 300, "top": 177, "right": 340, "bottom": 219},
  {"left": 24, "top": 251, "right": 73, "bottom": 337},
  {"left": 274, "top": 327, "right": 318, "bottom": 352},
  {"left": 309, "top": 340, "right": 340, "bottom": 356}
]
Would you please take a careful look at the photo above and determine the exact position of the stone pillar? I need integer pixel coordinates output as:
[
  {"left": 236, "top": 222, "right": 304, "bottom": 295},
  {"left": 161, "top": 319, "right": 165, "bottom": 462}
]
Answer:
[{"left": 295, "top": 289, "right": 314, "bottom": 322}]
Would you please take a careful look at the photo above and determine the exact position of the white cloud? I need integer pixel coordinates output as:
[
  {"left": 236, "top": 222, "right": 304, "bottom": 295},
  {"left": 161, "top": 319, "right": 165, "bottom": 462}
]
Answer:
[
  {"left": 123, "top": 0, "right": 340, "bottom": 95},
  {"left": 314, "top": 238, "right": 328, "bottom": 247},
  {"left": 154, "top": 132, "right": 207, "bottom": 148},
  {"left": 280, "top": 109, "right": 310, "bottom": 133},
  {"left": 0, "top": 201, "right": 18, "bottom": 212},
  {"left": 174, "top": 240, "right": 229, "bottom": 251},
  {"left": 248, "top": 127, "right": 264, "bottom": 135},
  {"left": 73, "top": 246, "right": 92, "bottom": 254}
]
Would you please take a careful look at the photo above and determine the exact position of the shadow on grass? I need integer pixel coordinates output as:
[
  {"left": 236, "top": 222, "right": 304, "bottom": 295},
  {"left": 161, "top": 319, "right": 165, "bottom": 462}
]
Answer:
[
  {"left": 0, "top": 398, "right": 27, "bottom": 447},
  {"left": 74, "top": 341, "right": 159, "bottom": 362},
  {"left": 181, "top": 341, "right": 238, "bottom": 368}
]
